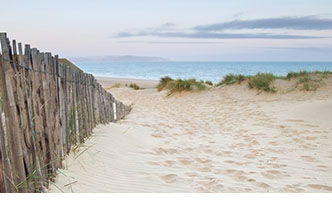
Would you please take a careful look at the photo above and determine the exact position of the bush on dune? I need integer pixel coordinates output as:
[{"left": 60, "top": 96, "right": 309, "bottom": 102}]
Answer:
[
  {"left": 158, "top": 70, "right": 331, "bottom": 95},
  {"left": 156, "top": 76, "right": 173, "bottom": 91},
  {"left": 287, "top": 70, "right": 332, "bottom": 79},
  {"left": 295, "top": 75, "right": 322, "bottom": 91},
  {"left": 128, "top": 83, "right": 140, "bottom": 90},
  {"left": 217, "top": 74, "right": 246, "bottom": 86},
  {"left": 166, "top": 78, "right": 206, "bottom": 94},
  {"left": 157, "top": 76, "right": 207, "bottom": 95},
  {"left": 204, "top": 80, "right": 213, "bottom": 86},
  {"left": 248, "top": 73, "right": 276, "bottom": 92},
  {"left": 286, "top": 70, "right": 332, "bottom": 91}
]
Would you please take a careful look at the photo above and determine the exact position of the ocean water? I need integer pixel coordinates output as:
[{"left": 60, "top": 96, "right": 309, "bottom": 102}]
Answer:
[{"left": 75, "top": 61, "right": 332, "bottom": 83}]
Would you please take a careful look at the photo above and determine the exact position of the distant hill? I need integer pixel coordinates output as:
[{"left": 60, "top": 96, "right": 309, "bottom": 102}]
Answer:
[{"left": 70, "top": 55, "right": 169, "bottom": 62}]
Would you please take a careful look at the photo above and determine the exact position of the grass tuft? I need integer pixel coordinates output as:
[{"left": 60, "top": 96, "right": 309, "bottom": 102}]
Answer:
[
  {"left": 248, "top": 73, "right": 276, "bottom": 92},
  {"left": 128, "top": 83, "right": 140, "bottom": 90},
  {"left": 157, "top": 76, "right": 207, "bottom": 95},
  {"left": 108, "top": 83, "right": 122, "bottom": 89},
  {"left": 156, "top": 76, "right": 174, "bottom": 91},
  {"left": 295, "top": 75, "right": 322, "bottom": 91},
  {"left": 287, "top": 70, "right": 332, "bottom": 79},
  {"left": 204, "top": 80, "right": 213, "bottom": 86},
  {"left": 166, "top": 78, "right": 206, "bottom": 95},
  {"left": 217, "top": 74, "right": 246, "bottom": 86}
]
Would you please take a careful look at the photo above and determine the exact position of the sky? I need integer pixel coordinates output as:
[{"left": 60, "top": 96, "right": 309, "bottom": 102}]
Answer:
[{"left": 1, "top": 0, "right": 332, "bottom": 61}]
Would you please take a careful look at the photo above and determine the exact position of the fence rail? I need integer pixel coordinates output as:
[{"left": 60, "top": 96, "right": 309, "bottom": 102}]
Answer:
[{"left": 0, "top": 33, "right": 131, "bottom": 192}]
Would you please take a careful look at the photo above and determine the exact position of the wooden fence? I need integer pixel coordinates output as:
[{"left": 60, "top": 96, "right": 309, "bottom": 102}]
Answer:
[{"left": 0, "top": 33, "right": 131, "bottom": 193}]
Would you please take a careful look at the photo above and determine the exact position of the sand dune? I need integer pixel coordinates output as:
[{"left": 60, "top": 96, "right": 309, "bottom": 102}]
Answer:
[{"left": 49, "top": 80, "right": 332, "bottom": 192}]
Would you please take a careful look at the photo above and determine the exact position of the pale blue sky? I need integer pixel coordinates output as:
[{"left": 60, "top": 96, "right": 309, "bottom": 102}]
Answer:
[{"left": 1, "top": 0, "right": 332, "bottom": 61}]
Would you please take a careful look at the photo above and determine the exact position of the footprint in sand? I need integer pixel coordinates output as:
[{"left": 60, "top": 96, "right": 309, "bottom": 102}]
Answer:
[
  {"left": 160, "top": 174, "right": 178, "bottom": 183},
  {"left": 185, "top": 172, "right": 198, "bottom": 177},
  {"left": 268, "top": 141, "right": 279, "bottom": 146},
  {"left": 195, "top": 158, "right": 212, "bottom": 164},
  {"left": 283, "top": 184, "right": 305, "bottom": 193},
  {"left": 178, "top": 158, "right": 193, "bottom": 165},
  {"left": 255, "top": 182, "right": 271, "bottom": 189},
  {"left": 261, "top": 170, "right": 282, "bottom": 179},
  {"left": 244, "top": 154, "right": 256, "bottom": 159},
  {"left": 305, "top": 136, "right": 317, "bottom": 141},
  {"left": 196, "top": 167, "right": 211, "bottom": 172},
  {"left": 163, "top": 160, "right": 176, "bottom": 167},
  {"left": 316, "top": 165, "right": 328, "bottom": 169},
  {"left": 153, "top": 147, "right": 178, "bottom": 155},
  {"left": 210, "top": 183, "right": 224, "bottom": 192},
  {"left": 147, "top": 161, "right": 160, "bottom": 166},
  {"left": 300, "top": 155, "right": 316, "bottom": 162},
  {"left": 308, "top": 184, "right": 332, "bottom": 192},
  {"left": 225, "top": 169, "right": 237, "bottom": 175}
]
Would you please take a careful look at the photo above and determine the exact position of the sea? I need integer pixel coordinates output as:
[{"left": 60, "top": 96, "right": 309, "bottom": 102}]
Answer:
[{"left": 74, "top": 61, "right": 332, "bottom": 83}]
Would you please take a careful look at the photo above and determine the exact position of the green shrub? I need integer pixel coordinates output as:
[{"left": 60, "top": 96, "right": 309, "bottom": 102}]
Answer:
[
  {"left": 296, "top": 75, "right": 321, "bottom": 91},
  {"left": 248, "top": 73, "right": 276, "bottom": 92},
  {"left": 156, "top": 76, "right": 174, "bottom": 91},
  {"left": 287, "top": 70, "right": 310, "bottom": 79},
  {"left": 287, "top": 70, "right": 332, "bottom": 79},
  {"left": 205, "top": 81, "right": 213, "bottom": 86},
  {"left": 109, "top": 83, "right": 121, "bottom": 89},
  {"left": 217, "top": 74, "right": 246, "bottom": 86},
  {"left": 166, "top": 78, "right": 206, "bottom": 95},
  {"left": 129, "top": 83, "right": 140, "bottom": 90}
]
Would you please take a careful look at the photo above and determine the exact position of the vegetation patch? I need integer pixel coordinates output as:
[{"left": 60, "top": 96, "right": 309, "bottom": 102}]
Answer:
[
  {"left": 204, "top": 80, "right": 213, "bottom": 86},
  {"left": 128, "top": 83, "right": 140, "bottom": 90},
  {"left": 156, "top": 76, "right": 174, "bottom": 91},
  {"left": 287, "top": 70, "right": 332, "bottom": 79},
  {"left": 286, "top": 70, "right": 331, "bottom": 91},
  {"left": 167, "top": 78, "right": 206, "bottom": 95},
  {"left": 157, "top": 76, "right": 207, "bottom": 95},
  {"left": 217, "top": 74, "right": 246, "bottom": 86},
  {"left": 108, "top": 83, "right": 122, "bottom": 89},
  {"left": 248, "top": 73, "right": 276, "bottom": 92},
  {"left": 295, "top": 75, "right": 322, "bottom": 91}
]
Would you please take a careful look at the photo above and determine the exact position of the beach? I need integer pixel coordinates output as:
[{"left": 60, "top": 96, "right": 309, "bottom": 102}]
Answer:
[
  {"left": 49, "top": 76, "right": 332, "bottom": 192},
  {"left": 96, "top": 76, "right": 159, "bottom": 89}
]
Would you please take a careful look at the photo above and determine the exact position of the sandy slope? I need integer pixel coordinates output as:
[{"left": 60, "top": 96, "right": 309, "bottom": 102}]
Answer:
[{"left": 49, "top": 80, "right": 332, "bottom": 192}]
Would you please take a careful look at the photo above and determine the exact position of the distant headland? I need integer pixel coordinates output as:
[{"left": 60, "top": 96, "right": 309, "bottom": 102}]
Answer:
[{"left": 70, "top": 55, "right": 169, "bottom": 62}]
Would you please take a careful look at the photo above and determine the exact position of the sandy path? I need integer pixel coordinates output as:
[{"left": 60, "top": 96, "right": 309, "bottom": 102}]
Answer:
[{"left": 49, "top": 84, "right": 332, "bottom": 192}]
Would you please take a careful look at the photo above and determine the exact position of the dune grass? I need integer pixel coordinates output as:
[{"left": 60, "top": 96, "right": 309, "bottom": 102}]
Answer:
[
  {"left": 286, "top": 70, "right": 332, "bottom": 79},
  {"left": 204, "top": 81, "right": 213, "bottom": 86},
  {"left": 156, "top": 76, "right": 173, "bottom": 91},
  {"left": 217, "top": 74, "right": 246, "bottom": 86},
  {"left": 157, "top": 76, "right": 207, "bottom": 95},
  {"left": 216, "top": 70, "right": 331, "bottom": 93},
  {"left": 109, "top": 83, "right": 122, "bottom": 89},
  {"left": 248, "top": 73, "right": 276, "bottom": 92},
  {"left": 295, "top": 75, "right": 322, "bottom": 91},
  {"left": 286, "top": 70, "right": 331, "bottom": 91},
  {"left": 128, "top": 83, "right": 140, "bottom": 90},
  {"left": 156, "top": 70, "right": 331, "bottom": 95},
  {"left": 167, "top": 79, "right": 206, "bottom": 94}
]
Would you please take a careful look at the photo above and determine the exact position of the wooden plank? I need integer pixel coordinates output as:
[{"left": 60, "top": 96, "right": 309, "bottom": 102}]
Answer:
[
  {"left": 23, "top": 45, "right": 45, "bottom": 192},
  {"left": 0, "top": 33, "right": 27, "bottom": 192},
  {"left": 30, "top": 48, "right": 48, "bottom": 187},
  {"left": 0, "top": 57, "right": 15, "bottom": 192}
]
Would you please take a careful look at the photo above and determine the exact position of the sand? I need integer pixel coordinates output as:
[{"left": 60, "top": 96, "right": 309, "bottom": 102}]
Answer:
[
  {"left": 95, "top": 76, "right": 158, "bottom": 89},
  {"left": 49, "top": 77, "right": 332, "bottom": 192}
]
